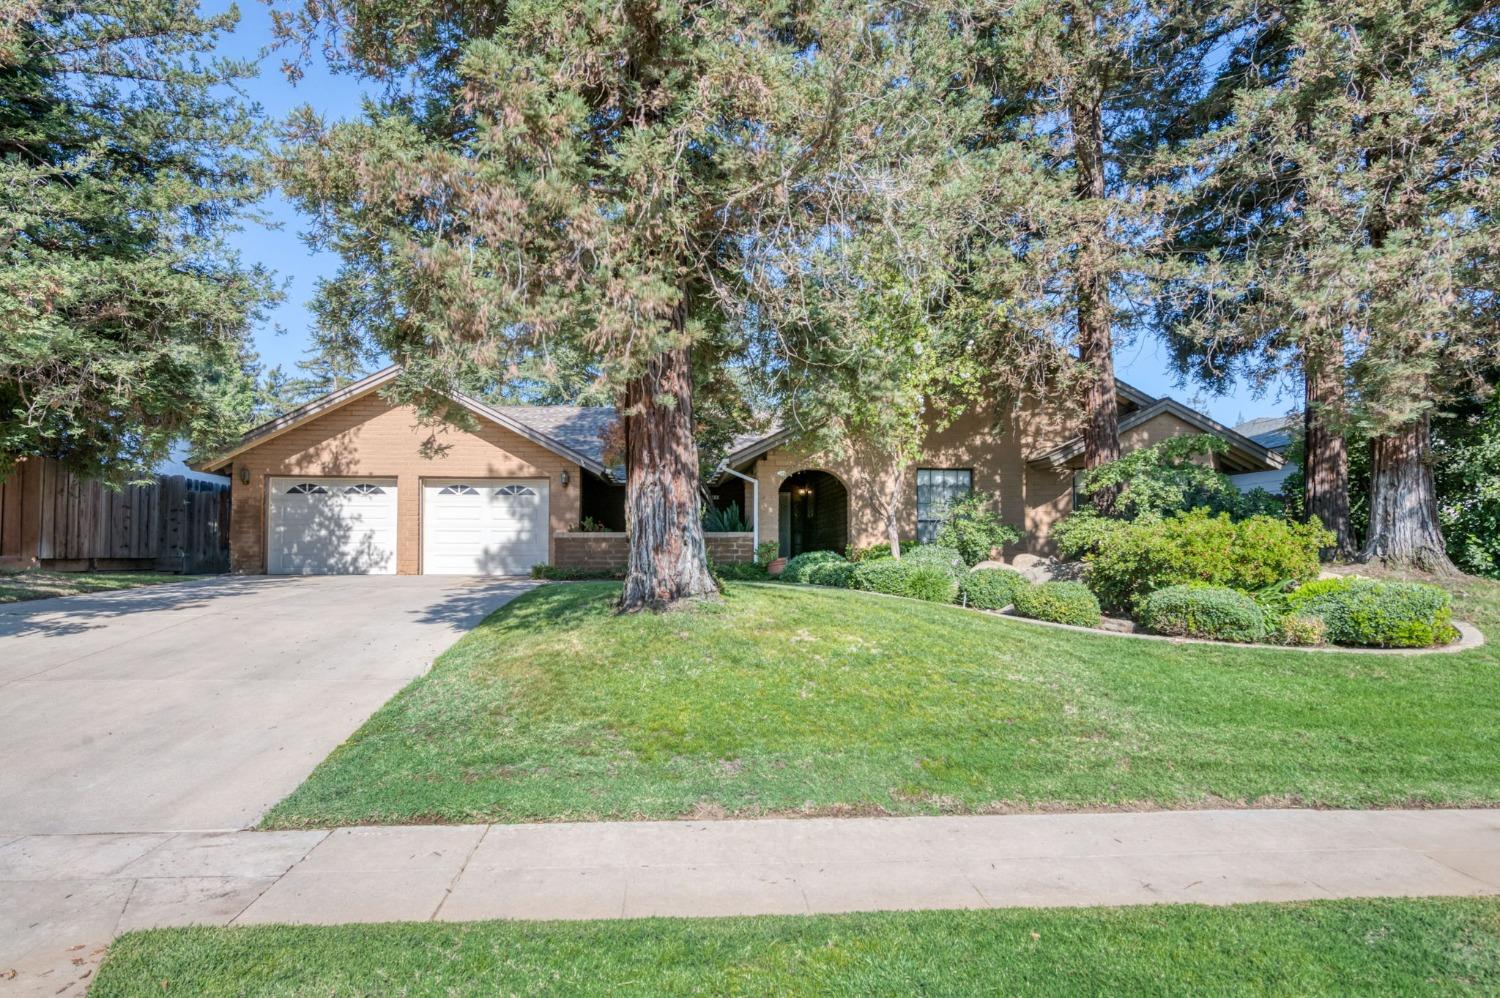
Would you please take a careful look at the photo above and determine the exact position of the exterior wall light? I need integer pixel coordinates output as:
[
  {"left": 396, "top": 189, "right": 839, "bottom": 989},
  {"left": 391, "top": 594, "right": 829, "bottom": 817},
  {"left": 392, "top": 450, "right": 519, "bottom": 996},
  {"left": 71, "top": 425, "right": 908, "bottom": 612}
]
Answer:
[
  {"left": 238, "top": 465, "right": 250, "bottom": 485},
  {"left": 560, "top": 470, "right": 571, "bottom": 487}
]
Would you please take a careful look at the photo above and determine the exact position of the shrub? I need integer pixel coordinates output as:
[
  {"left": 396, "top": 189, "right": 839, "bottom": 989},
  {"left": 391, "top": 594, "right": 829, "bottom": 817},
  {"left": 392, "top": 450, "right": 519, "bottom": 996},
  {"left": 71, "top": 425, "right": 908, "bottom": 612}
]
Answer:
[
  {"left": 1138, "top": 584, "right": 1268, "bottom": 643},
  {"left": 1286, "top": 578, "right": 1459, "bottom": 648},
  {"left": 847, "top": 541, "right": 911, "bottom": 562},
  {"left": 1011, "top": 580, "right": 1102, "bottom": 627},
  {"left": 779, "top": 550, "right": 845, "bottom": 584},
  {"left": 1085, "top": 509, "right": 1329, "bottom": 613},
  {"left": 900, "top": 544, "right": 967, "bottom": 574},
  {"left": 1273, "top": 613, "right": 1328, "bottom": 647},
  {"left": 714, "top": 561, "right": 770, "bottom": 582},
  {"left": 702, "top": 501, "right": 751, "bottom": 532},
  {"left": 960, "top": 568, "right": 1025, "bottom": 610},
  {"left": 1052, "top": 509, "right": 1131, "bottom": 560},
  {"left": 851, "top": 558, "right": 960, "bottom": 603},
  {"left": 531, "top": 565, "right": 624, "bottom": 580},
  {"left": 933, "top": 491, "right": 1023, "bottom": 566},
  {"left": 805, "top": 560, "right": 857, "bottom": 588},
  {"left": 754, "top": 540, "right": 780, "bottom": 566}
]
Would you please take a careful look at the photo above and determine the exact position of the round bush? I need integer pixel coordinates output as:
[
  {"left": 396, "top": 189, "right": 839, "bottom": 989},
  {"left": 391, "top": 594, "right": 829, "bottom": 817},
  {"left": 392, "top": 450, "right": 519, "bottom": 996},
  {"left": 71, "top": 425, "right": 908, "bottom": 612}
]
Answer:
[
  {"left": 1286, "top": 578, "right": 1458, "bottom": 648},
  {"left": 851, "top": 558, "right": 960, "bottom": 603},
  {"left": 1011, "top": 581, "right": 1102, "bottom": 628},
  {"left": 1273, "top": 613, "right": 1328, "bottom": 647},
  {"left": 1085, "top": 509, "right": 1328, "bottom": 612},
  {"left": 960, "top": 568, "right": 1025, "bottom": 610},
  {"left": 900, "top": 544, "right": 967, "bottom": 573},
  {"left": 779, "top": 550, "right": 845, "bottom": 584},
  {"left": 805, "top": 560, "right": 857, "bottom": 588},
  {"left": 1138, "top": 584, "right": 1268, "bottom": 643}
]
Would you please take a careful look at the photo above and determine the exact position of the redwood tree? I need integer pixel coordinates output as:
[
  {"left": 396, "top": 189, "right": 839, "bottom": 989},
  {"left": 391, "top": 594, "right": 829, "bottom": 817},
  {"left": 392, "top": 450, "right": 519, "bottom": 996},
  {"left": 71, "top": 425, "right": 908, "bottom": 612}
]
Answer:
[{"left": 273, "top": 0, "right": 916, "bottom": 608}]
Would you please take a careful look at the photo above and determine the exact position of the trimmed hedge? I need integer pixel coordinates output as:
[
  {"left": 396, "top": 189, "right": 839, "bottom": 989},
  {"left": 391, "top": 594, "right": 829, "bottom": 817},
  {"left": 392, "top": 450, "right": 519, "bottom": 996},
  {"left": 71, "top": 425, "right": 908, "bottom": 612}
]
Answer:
[
  {"left": 1286, "top": 578, "right": 1459, "bottom": 648},
  {"left": 899, "top": 545, "right": 967, "bottom": 573},
  {"left": 960, "top": 568, "right": 1025, "bottom": 610},
  {"left": 531, "top": 565, "right": 625, "bottom": 580},
  {"left": 1085, "top": 510, "right": 1328, "bottom": 612},
  {"left": 851, "top": 558, "right": 960, "bottom": 603},
  {"left": 805, "top": 560, "right": 857, "bottom": 588},
  {"left": 1273, "top": 613, "right": 1329, "bottom": 647},
  {"left": 1138, "top": 584, "right": 1268, "bottom": 643},
  {"left": 1011, "top": 581, "right": 1102, "bottom": 627},
  {"left": 780, "top": 550, "right": 845, "bottom": 584}
]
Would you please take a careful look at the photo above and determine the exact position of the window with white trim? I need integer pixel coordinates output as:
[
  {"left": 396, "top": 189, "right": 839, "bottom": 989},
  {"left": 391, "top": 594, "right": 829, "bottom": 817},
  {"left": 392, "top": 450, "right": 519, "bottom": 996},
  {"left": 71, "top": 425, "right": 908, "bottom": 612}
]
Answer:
[
  {"left": 286, "top": 483, "right": 328, "bottom": 495},
  {"left": 495, "top": 485, "right": 537, "bottom": 497},
  {"left": 438, "top": 485, "right": 479, "bottom": 496},
  {"left": 342, "top": 483, "right": 386, "bottom": 496},
  {"left": 916, "top": 468, "right": 972, "bottom": 544}
]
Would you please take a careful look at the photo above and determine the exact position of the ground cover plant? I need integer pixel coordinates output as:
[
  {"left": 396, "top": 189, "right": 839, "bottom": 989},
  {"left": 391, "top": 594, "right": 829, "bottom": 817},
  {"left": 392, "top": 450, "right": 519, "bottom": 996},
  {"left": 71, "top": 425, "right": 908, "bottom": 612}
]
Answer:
[
  {"left": 0, "top": 570, "right": 194, "bottom": 604},
  {"left": 90, "top": 898, "right": 1500, "bottom": 996},
  {"left": 264, "top": 577, "right": 1500, "bottom": 827}
]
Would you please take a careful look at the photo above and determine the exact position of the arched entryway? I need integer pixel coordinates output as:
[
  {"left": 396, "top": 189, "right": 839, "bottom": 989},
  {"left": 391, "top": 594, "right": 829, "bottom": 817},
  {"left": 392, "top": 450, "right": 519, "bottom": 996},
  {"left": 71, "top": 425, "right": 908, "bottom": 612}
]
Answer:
[{"left": 778, "top": 470, "right": 849, "bottom": 558}]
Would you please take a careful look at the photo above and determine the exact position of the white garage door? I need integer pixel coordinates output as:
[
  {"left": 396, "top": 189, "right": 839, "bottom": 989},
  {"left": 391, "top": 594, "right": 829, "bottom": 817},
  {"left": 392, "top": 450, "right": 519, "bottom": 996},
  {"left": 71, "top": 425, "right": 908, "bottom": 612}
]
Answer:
[
  {"left": 268, "top": 478, "right": 398, "bottom": 575},
  {"left": 422, "top": 479, "right": 549, "bottom": 576}
]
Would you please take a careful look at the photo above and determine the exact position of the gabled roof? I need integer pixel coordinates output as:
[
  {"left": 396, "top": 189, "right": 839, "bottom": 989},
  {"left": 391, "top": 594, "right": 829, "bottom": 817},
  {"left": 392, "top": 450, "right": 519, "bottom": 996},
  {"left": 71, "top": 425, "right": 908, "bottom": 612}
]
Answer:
[
  {"left": 712, "top": 379, "right": 1160, "bottom": 480},
  {"left": 1027, "top": 398, "right": 1284, "bottom": 474},
  {"left": 1233, "top": 414, "right": 1298, "bottom": 453},
  {"left": 195, "top": 366, "right": 618, "bottom": 478}
]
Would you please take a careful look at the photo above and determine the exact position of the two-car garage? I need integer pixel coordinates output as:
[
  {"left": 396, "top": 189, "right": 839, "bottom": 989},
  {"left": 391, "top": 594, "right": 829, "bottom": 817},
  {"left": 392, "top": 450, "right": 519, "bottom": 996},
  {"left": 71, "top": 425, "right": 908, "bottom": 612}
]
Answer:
[{"left": 267, "top": 477, "right": 551, "bottom": 576}]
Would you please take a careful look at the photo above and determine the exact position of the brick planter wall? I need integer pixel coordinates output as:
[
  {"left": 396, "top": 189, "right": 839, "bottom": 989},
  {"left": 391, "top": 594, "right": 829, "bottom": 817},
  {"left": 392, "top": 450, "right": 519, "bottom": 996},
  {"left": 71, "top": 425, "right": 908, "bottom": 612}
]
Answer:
[{"left": 554, "top": 531, "right": 755, "bottom": 570}]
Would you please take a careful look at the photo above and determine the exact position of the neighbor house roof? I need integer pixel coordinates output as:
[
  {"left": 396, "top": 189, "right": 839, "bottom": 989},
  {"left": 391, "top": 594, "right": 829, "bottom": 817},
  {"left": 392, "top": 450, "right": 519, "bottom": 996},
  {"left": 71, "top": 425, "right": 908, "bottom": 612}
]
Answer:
[
  {"left": 1027, "top": 398, "right": 1284, "bottom": 474},
  {"left": 196, "top": 366, "right": 618, "bottom": 479},
  {"left": 1232, "top": 414, "right": 1298, "bottom": 453}
]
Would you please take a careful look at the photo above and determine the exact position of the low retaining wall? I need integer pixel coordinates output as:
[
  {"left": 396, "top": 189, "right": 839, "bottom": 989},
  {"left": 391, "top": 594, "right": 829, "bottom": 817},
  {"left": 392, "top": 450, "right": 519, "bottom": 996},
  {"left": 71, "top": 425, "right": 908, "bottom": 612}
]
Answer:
[{"left": 554, "top": 531, "right": 755, "bottom": 570}]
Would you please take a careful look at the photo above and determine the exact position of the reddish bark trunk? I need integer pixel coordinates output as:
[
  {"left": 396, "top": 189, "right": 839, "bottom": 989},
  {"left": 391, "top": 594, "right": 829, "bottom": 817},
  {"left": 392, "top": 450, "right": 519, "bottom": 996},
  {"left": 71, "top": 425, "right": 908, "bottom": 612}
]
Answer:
[
  {"left": 619, "top": 342, "right": 718, "bottom": 612},
  {"left": 1302, "top": 350, "right": 1354, "bottom": 559},
  {"left": 1069, "top": 93, "right": 1120, "bottom": 514},
  {"left": 1359, "top": 414, "right": 1459, "bottom": 575}
]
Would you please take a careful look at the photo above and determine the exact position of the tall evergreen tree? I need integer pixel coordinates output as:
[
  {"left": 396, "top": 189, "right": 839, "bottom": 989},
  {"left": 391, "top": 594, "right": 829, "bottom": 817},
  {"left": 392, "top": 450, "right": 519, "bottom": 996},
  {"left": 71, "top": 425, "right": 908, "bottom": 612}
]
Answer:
[
  {"left": 1157, "top": 0, "right": 1498, "bottom": 572},
  {"left": 272, "top": 0, "right": 931, "bottom": 610},
  {"left": 0, "top": 1, "right": 274, "bottom": 482}
]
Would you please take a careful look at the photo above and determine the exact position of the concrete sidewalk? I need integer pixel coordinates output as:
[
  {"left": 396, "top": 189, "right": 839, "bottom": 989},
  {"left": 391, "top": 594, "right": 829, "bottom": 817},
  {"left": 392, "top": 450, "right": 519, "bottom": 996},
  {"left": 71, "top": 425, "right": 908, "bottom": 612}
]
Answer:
[{"left": 4, "top": 809, "right": 1497, "bottom": 994}]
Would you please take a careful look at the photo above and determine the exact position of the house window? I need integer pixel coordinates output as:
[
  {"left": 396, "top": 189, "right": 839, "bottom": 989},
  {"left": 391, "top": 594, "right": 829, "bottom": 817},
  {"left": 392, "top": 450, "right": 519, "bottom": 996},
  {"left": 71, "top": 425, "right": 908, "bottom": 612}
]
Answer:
[
  {"left": 342, "top": 483, "right": 385, "bottom": 496},
  {"left": 438, "top": 485, "right": 478, "bottom": 496},
  {"left": 916, "top": 468, "right": 972, "bottom": 544},
  {"left": 495, "top": 485, "right": 537, "bottom": 497},
  {"left": 286, "top": 483, "right": 328, "bottom": 495}
]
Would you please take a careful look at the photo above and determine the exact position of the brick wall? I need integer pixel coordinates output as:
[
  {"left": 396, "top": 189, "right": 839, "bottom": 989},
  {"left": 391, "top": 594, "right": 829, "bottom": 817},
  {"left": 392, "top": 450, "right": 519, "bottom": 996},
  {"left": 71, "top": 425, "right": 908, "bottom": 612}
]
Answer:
[
  {"left": 227, "top": 391, "right": 581, "bottom": 574},
  {"left": 554, "top": 531, "right": 756, "bottom": 570}
]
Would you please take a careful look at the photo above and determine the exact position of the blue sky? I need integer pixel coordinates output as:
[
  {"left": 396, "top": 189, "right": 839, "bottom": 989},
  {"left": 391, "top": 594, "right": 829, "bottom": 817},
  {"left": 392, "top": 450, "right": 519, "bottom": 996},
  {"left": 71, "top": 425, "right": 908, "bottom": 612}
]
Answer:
[{"left": 210, "top": 1, "right": 1293, "bottom": 428}]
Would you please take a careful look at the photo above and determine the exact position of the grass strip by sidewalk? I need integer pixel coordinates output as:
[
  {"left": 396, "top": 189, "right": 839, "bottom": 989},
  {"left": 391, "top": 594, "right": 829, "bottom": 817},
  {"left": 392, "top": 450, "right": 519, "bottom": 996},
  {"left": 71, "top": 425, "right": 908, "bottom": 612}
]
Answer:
[
  {"left": 264, "top": 578, "right": 1500, "bottom": 827},
  {"left": 91, "top": 897, "right": 1500, "bottom": 996},
  {"left": 0, "top": 569, "right": 194, "bottom": 604}
]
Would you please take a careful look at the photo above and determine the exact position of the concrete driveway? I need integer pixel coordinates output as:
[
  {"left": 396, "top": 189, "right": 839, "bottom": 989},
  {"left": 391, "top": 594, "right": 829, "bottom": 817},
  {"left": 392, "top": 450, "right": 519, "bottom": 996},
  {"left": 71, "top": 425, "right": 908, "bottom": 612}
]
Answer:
[{"left": 0, "top": 575, "right": 534, "bottom": 835}]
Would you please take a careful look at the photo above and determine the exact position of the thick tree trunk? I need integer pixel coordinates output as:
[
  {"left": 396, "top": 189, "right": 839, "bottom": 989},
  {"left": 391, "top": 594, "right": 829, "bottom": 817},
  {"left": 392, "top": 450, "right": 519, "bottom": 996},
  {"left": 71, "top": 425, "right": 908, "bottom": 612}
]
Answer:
[
  {"left": 1069, "top": 93, "right": 1120, "bottom": 514},
  {"left": 1302, "top": 349, "right": 1354, "bottom": 559},
  {"left": 619, "top": 340, "right": 718, "bottom": 612},
  {"left": 1359, "top": 414, "right": 1459, "bottom": 575}
]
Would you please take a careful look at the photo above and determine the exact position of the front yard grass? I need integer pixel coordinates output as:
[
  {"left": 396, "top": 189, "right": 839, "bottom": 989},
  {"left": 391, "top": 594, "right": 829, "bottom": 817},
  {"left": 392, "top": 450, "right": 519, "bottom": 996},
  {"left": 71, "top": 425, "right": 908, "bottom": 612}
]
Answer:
[
  {"left": 91, "top": 898, "right": 1500, "bottom": 996},
  {"left": 263, "top": 575, "right": 1500, "bottom": 827},
  {"left": 0, "top": 568, "right": 194, "bottom": 604}
]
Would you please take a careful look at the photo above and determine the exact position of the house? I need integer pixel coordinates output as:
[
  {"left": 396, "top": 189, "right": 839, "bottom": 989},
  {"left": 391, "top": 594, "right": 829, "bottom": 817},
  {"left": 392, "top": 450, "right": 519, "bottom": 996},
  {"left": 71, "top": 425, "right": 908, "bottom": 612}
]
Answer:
[
  {"left": 194, "top": 366, "right": 1283, "bottom": 575},
  {"left": 1227, "top": 415, "right": 1299, "bottom": 497}
]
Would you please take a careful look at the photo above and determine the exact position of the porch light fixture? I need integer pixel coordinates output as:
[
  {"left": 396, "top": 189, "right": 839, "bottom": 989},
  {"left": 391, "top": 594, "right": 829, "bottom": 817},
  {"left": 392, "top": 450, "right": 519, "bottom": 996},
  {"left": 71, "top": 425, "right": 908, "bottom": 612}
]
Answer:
[
  {"left": 560, "top": 470, "right": 570, "bottom": 487},
  {"left": 238, "top": 465, "right": 250, "bottom": 485}
]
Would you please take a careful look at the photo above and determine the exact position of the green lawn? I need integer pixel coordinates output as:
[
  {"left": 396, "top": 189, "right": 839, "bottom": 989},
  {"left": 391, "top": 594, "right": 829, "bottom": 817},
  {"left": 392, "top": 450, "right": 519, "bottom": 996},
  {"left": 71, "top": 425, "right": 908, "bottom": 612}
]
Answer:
[
  {"left": 0, "top": 568, "right": 195, "bottom": 604},
  {"left": 263, "top": 575, "right": 1500, "bottom": 828},
  {"left": 90, "top": 898, "right": 1500, "bottom": 996}
]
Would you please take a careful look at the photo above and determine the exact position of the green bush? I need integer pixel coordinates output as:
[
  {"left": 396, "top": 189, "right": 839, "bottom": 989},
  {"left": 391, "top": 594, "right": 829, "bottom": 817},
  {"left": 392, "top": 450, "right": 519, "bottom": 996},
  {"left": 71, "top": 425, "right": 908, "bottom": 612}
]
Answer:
[
  {"left": 900, "top": 545, "right": 967, "bottom": 573},
  {"left": 1085, "top": 509, "right": 1329, "bottom": 612},
  {"left": 1011, "top": 580, "right": 1102, "bottom": 627},
  {"left": 1273, "top": 613, "right": 1329, "bottom": 647},
  {"left": 851, "top": 558, "right": 960, "bottom": 603},
  {"left": 1138, "top": 584, "right": 1268, "bottom": 643},
  {"left": 847, "top": 541, "right": 913, "bottom": 562},
  {"left": 779, "top": 550, "right": 846, "bottom": 584},
  {"left": 1286, "top": 578, "right": 1459, "bottom": 648},
  {"left": 531, "top": 565, "right": 625, "bottom": 580},
  {"left": 1051, "top": 510, "right": 1132, "bottom": 560},
  {"left": 960, "top": 568, "right": 1025, "bottom": 610},
  {"left": 714, "top": 561, "right": 770, "bottom": 582},
  {"left": 933, "top": 491, "right": 1023, "bottom": 566},
  {"left": 805, "top": 560, "right": 857, "bottom": 588}
]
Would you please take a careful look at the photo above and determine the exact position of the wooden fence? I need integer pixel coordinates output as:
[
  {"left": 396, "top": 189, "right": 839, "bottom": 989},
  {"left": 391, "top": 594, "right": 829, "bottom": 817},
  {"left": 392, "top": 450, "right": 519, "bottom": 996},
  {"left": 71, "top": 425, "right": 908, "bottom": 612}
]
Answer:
[{"left": 0, "top": 458, "right": 229, "bottom": 574}]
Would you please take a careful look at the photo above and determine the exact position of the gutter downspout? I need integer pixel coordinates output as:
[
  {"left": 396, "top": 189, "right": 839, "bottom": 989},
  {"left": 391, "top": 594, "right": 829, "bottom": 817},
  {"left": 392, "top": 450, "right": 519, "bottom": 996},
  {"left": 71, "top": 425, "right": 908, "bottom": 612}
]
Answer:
[{"left": 719, "top": 467, "right": 760, "bottom": 549}]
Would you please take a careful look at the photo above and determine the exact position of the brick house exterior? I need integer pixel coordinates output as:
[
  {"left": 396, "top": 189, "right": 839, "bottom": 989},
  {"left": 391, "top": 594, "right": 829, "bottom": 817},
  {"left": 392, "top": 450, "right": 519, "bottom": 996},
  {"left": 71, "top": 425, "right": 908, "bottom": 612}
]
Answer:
[{"left": 199, "top": 366, "right": 1281, "bottom": 575}]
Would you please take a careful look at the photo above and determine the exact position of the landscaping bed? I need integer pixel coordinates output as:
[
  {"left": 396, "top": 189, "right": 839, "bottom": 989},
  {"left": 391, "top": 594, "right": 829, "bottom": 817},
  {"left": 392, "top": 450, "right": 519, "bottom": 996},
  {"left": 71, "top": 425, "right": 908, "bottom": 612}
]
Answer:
[
  {"left": 91, "top": 897, "right": 1500, "bottom": 996},
  {"left": 263, "top": 578, "right": 1500, "bottom": 828},
  {"left": 0, "top": 568, "right": 194, "bottom": 604}
]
